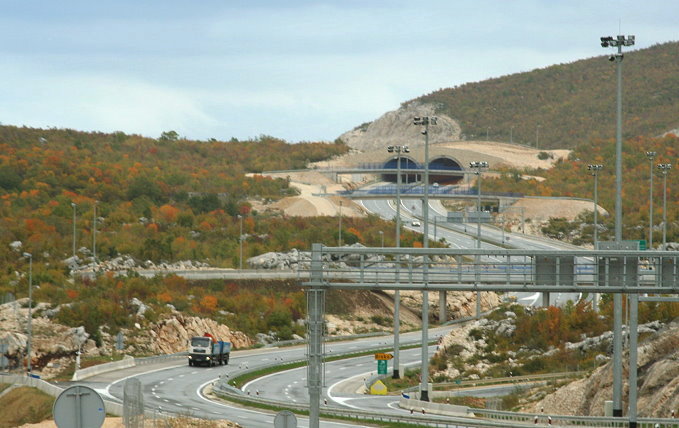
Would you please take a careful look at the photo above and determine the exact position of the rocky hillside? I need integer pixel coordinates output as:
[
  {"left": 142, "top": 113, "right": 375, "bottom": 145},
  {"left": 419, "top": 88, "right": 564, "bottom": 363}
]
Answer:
[
  {"left": 338, "top": 101, "right": 461, "bottom": 151},
  {"left": 525, "top": 322, "right": 679, "bottom": 418},
  {"left": 0, "top": 299, "right": 252, "bottom": 379},
  {"left": 341, "top": 42, "right": 679, "bottom": 151}
]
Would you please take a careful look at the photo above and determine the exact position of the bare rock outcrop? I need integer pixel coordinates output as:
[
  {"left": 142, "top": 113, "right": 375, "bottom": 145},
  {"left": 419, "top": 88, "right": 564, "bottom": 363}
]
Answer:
[
  {"left": 150, "top": 314, "right": 252, "bottom": 354},
  {"left": 398, "top": 290, "right": 500, "bottom": 321},
  {"left": 525, "top": 322, "right": 679, "bottom": 417},
  {"left": 338, "top": 101, "right": 462, "bottom": 152}
]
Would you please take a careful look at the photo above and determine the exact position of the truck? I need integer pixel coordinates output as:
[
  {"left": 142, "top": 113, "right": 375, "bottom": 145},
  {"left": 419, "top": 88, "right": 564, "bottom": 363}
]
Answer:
[{"left": 188, "top": 333, "right": 231, "bottom": 367}]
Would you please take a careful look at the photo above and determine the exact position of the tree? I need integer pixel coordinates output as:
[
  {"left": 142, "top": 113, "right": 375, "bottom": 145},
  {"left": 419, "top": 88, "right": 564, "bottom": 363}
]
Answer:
[{"left": 159, "top": 130, "right": 179, "bottom": 141}]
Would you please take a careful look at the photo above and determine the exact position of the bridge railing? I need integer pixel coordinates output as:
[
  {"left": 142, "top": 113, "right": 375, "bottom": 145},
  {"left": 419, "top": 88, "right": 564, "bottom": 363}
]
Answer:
[{"left": 305, "top": 246, "right": 679, "bottom": 294}]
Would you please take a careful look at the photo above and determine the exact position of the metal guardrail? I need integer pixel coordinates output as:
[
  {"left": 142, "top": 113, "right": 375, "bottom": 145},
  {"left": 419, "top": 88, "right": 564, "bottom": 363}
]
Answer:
[
  {"left": 472, "top": 407, "right": 679, "bottom": 428},
  {"left": 434, "top": 371, "right": 584, "bottom": 390}
]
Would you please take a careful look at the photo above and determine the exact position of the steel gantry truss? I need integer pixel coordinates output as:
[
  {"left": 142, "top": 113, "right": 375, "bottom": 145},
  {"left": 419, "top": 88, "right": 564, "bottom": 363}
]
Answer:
[{"left": 304, "top": 243, "right": 678, "bottom": 428}]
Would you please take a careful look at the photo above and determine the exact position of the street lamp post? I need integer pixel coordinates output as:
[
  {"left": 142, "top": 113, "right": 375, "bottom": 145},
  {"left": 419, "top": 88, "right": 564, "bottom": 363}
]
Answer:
[
  {"left": 601, "top": 32, "right": 635, "bottom": 422},
  {"left": 338, "top": 201, "right": 343, "bottom": 246},
  {"left": 588, "top": 164, "right": 603, "bottom": 313},
  {"left": 646, "top": 152, "right": 657, "bottom": 248},
  {"left": 92, "top": 201, "right": 98, "bottom": 264},
  {"left": 469, "top": 161, "right": 489, "bottom": 250},
  {"left": 658, "top": 163, "right": 672, "bottom": 249},
  {"left": 510, "top": 126, "right": 514, "bottom": 144},
  {"left": 588, "top": 165, "right": 603, "bottom": 247},
  {"left": 386, "top": 144, "right": 409, "bottom": 380},
  {"left": 238, "top": 215, "right": 243, "bottom": 269},
  {"left": 71, "top": 203, "right": 77, "bottom": 259},
  {"left": 470, "top": 161, "right": 488, "bottom": 320},
  {"left": 378, "top": 230, "right": 384, "bottom": 248},
  {"left": 535, "top": 125, "right": 541, "bottom": 149},
  {"left": 486, "top": 126, "right": 490, "bottom": 141},
  {"left": 23, "top": 252, "right": 33, "bottom": 373},
  {"left": 413, "top": 115, "right": 436, "bottom": 401}
]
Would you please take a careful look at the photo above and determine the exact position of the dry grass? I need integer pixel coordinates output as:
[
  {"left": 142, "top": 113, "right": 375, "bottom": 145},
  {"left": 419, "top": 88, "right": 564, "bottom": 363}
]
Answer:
[{"left": 0, "top": 386, "right": 54, "bottom": 428}]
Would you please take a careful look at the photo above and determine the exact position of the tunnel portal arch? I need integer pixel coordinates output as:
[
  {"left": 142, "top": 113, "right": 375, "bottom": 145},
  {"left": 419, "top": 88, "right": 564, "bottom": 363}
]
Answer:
[
  {"left": 382, "top": 156, "right": 419, "bottom": 183},
  {"left": 429, "top": 156, "right": 464, "bottom": 184}
]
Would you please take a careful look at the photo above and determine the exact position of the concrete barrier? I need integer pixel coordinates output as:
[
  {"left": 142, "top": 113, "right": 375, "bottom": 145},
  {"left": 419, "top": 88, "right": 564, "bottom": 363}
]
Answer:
[{"left": 72, "top": 355, "right": 136, "bottom": 381}]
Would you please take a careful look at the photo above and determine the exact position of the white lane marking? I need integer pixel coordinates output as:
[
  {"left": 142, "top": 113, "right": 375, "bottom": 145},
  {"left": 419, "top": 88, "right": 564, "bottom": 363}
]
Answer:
[{"left": 242, "top": 365, "right": 305, "bottom": 392}]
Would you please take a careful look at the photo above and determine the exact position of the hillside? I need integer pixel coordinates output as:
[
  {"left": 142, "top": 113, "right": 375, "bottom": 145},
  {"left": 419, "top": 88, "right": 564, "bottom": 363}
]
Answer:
[
  {"left": 418, "top": 41, "right": 679, "bottom": 149},
  {"left": 342, "top": 42, "right": 679, "bottom": 151}
]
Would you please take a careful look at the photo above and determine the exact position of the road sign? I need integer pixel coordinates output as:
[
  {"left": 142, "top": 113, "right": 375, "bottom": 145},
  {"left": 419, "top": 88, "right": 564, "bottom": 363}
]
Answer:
[
  {"left": 377, "top": 359, "right": 387, "bottom": 374},
  {"left": 53, "top": 385, "right": 105, "bottom": 428},
  {"left": 374, "top": 353, "right": 393, "bottom": 360},
  {"left": 274, "top": 410, "right": 297, "bottom": 428},
  {"left": 115, "top": 332, "right": 125, "bottom": 351}
]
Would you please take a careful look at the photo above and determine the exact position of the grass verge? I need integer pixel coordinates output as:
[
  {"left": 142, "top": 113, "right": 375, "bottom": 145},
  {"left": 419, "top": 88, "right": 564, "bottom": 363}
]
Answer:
[{"left": 0, "top": 386, "right": 54, "bottom": 427}]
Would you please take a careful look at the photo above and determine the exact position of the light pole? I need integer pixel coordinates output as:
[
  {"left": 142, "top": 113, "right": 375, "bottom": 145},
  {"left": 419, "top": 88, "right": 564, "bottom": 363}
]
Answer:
[
  {"left": 486, "top": 126, "right": 490, "bottom": 141},
  {"left": 470, "top": 161, "right": 488, "bottom": 322},
  {"left": 658, "top": 163, "right": 672, "bottom": 249},
  {"left": 386, "top": 144, "right": 409, "bottom": 380},
  {"left": 378, "top": 230, "right": 384, "bottom": 247},
  {"left": 238, "top": 215, "right": 243, "bottom": 269},
  {"left": 413, "top": 115, "right": 436, "bottom": 401},
  {"left": 23, "top": 252, "right": 33, "bottom": 373},
  {"left": 588, "top": 164, "right": 603, "bottom": 247},
  {"left": 92, "top": 201, "right": 98, "bottom": 264},
  {"left": 535, "top": 125, "right": 541, "bottom": 149},
  {"left": 601, "top": 33, "right": 635, "bottom": 420},
  {"left": 71, "top": 203, "right": 77, "bottom": 259},
  {"left": 510, "top": 126, "right": 514, "bottom": 144},
  {"left": 588, "top": 164, "right": 603, "bottom": 314},
  {"left": 469, "top": 162, "right": 489, "bottom": 249},
  {"left": 646, "top": 152, "right": 657, "bottom": 248},
  {"left": 338, "top": 201, "right": 343, "bottom": 246}
]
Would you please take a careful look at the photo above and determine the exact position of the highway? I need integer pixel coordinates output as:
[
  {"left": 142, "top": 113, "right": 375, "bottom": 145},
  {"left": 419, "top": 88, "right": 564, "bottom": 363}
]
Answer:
[
  {"left": 360, "top": 192, "right": 584, "bottom": 306},
  {"left": 82, "top": 185, "right": 593, "bottom": 427},
  {"left": 92, "top": 327, "right": 453, "bottom": 427}
]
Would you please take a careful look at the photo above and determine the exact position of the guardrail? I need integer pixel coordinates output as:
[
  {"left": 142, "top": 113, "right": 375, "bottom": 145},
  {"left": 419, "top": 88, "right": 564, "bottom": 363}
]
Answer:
[{"left": 434, "top": 371, "right": 584, "bottom": 390}]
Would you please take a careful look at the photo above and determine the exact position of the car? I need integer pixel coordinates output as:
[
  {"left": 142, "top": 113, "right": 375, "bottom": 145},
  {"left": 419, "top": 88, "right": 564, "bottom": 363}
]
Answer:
[{"left": 411, "top": 220, "right": 421, "bottom": 227}]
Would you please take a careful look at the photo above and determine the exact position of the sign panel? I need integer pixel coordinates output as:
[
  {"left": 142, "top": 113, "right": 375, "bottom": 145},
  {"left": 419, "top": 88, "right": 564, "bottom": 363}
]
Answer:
[
  {"left": 377, "top": 359, "right": 387, "bottom": 374},
  {"left": 274, "top": 410, "right": 297, "bottom": 428},
  {"left": 53, "top": 385, "right": 105, "bottom": 428},
  {"left": 374, "top": 353, "right": 393, "bottom": 360}
]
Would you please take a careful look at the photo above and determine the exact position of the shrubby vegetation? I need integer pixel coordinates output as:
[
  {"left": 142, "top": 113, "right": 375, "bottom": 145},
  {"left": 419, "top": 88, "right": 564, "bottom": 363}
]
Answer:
[
  {"left": 484, "top": 134, "right": 678, "bottom": 245},
  {"left": 0, "top": 125, "right": 437, "bottom": 341},
  {"left": 433, "top": 300, "right": 679, "bottom": 381}
]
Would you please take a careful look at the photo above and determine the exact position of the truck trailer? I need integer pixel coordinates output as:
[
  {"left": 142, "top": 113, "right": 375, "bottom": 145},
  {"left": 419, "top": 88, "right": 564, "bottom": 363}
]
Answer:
[{"left": 188, "top": 333, "right": 231, "bottom": 367}]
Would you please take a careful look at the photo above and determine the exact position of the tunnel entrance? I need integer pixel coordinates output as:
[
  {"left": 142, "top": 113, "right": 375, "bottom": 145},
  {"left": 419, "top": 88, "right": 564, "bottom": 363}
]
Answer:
[
  {"left": 429, "top": 157, "right": 463, "bottom": 185},
  {"left": 382, "top": 157, "right": 419, "bottom": 183}
]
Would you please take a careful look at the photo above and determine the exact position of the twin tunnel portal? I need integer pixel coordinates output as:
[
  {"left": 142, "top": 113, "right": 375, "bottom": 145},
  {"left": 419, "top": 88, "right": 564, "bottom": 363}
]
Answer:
[{"left": 367, "top": 155, "right": 465, "bottom": 185}]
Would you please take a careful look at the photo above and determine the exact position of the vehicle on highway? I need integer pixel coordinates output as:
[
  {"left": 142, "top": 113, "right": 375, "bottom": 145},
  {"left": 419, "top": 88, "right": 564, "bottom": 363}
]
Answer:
[
  {"left": 411, "top": 220, "right": 421, "bottom": 227},
  {"left": 188, "top": 333, "right": 231, "bottom": 366}
]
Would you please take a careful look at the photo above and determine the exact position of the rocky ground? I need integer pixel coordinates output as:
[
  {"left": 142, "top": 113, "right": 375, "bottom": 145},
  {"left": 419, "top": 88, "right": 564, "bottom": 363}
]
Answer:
[
  {"left": 0, "top": 299, "right": 252, "bottom": 379},
  {"left": 523, "top": 322, "right": 679, "bottom": 417}
]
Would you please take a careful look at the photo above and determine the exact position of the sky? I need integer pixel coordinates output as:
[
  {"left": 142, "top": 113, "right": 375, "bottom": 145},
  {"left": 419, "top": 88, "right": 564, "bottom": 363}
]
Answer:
[{"left": 1, "top": 1, "right": 677, "bottom": 143}]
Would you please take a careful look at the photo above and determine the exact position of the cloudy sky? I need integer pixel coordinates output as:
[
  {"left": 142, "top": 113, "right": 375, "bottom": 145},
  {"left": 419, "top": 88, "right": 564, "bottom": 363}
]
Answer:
[{"left": 1, "top": 1, "right": 677, "bottom": 142}]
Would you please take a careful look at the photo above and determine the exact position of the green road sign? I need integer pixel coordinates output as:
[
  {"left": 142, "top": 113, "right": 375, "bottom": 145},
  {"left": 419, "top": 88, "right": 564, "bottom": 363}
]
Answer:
[{"left": 377, "top": 360, "right": 387, "bottom": 375}]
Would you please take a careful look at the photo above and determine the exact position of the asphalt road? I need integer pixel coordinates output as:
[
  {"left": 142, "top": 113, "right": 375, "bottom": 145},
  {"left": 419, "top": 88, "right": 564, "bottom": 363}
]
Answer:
[
  {"left": 360, "top": 194, "right": 584, "bottom": 307},
  {"left": 86, "top": 327, "right": 452, "bottom": 427}
]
